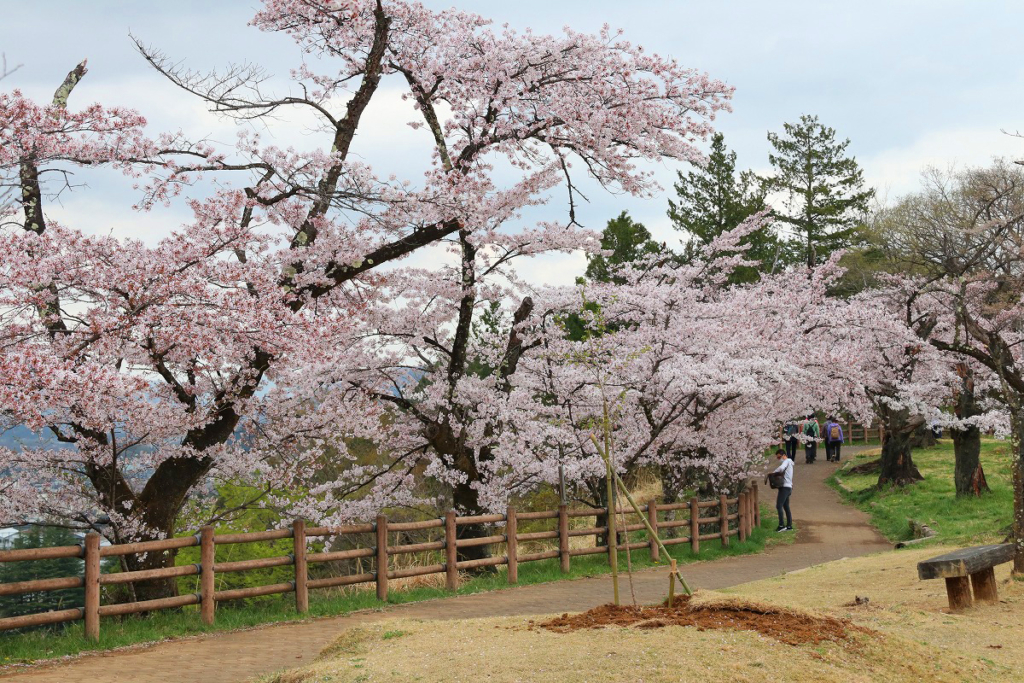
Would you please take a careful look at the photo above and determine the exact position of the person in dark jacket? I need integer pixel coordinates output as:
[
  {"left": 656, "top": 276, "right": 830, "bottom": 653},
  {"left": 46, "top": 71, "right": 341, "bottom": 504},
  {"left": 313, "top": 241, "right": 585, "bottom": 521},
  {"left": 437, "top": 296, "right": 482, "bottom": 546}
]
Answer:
[
  {"left": 768, "top": 448, "right": 794, "bottom": 532},
  {"left": 802, "top": 413, "right": 820, "bottom": 464},
  {"left": 782, "top": 419, "right": 800, "bottom": 460}
]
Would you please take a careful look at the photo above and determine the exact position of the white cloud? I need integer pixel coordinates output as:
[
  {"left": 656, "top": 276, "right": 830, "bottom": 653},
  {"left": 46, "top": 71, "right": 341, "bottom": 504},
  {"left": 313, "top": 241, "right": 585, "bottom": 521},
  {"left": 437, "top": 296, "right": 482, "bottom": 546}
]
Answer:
[{"left": 861, "top": 127, "right": 1018, "bottom": 200}]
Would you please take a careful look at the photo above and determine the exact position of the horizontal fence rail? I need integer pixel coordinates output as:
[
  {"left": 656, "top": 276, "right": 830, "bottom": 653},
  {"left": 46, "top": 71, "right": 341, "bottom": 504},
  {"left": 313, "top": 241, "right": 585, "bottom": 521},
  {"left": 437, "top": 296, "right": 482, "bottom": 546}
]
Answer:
[{"left": 0, "top": 484, "right": 761, "bottom": 641}]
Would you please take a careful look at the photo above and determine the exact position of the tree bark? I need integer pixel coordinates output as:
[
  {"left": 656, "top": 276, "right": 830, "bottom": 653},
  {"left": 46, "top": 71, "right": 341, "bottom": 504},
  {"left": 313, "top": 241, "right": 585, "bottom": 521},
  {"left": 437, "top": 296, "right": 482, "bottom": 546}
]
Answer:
[
  {"left": 876, "top": 406, "right": 924, "bottom": 488},
  {"left": 122, "top": 529, "right": 181, "bottom": 602},
  {"left": 909, "top": 424, "right": 936, "bottom": 449},
  {"left": 951, "top": 365, "right": 989, "bottom": 497}
]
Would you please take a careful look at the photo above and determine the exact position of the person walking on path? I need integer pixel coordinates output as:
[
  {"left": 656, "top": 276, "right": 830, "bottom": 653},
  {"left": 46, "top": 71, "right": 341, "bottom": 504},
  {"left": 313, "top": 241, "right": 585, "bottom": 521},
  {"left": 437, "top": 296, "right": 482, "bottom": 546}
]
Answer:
[
  {"left": 782, "top": 419, "right": 800, "bottom": 460},
  {"left": 824, "top": 417, "right": 844, "bottom": 462},
  {"left": 802, "top": 413, "right": 820, "bottom": 464},
  {"left": 768, "top": 448, "right": 794, "bottom": 532}
]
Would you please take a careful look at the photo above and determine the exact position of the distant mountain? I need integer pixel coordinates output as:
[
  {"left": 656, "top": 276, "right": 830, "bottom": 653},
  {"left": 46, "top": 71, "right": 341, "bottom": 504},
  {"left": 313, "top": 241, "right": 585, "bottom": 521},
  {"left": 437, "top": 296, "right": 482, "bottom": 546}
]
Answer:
[{"left": 0, "top": 425, "right": 72, "bottom": 451}]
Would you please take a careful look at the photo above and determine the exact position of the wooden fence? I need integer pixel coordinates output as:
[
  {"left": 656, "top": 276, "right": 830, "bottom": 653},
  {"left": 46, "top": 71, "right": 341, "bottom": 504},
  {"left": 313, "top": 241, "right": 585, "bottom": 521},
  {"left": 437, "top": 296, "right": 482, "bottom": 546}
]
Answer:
[
  {"left": 780, "top": 420, "right": 883, "bottom": 443},
  {"left": 0, "top": 485, "right": 760, "bottom": 641}
]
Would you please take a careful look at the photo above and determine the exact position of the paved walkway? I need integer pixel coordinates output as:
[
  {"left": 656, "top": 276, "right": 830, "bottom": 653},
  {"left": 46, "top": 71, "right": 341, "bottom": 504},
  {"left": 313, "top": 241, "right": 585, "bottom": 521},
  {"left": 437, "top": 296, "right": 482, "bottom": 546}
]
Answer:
[{"left": 1, "top": 451, "right": 889, "bottom": 683}]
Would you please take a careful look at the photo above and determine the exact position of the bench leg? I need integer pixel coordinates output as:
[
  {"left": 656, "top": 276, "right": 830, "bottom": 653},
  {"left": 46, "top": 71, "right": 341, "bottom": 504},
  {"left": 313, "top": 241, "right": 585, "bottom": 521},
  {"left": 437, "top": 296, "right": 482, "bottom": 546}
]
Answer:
[
  {"left": 970, "top": 567, "right": 999, "bottom": 604},
  {"left": 944, "top": 576, "right": 973, "bottom": 611}
]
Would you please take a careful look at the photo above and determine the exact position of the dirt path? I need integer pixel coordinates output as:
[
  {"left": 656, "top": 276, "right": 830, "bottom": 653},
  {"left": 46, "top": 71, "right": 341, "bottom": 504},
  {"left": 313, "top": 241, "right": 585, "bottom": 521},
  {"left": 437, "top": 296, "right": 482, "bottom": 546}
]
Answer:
[{"left": 1, "top": 450, "right": 890, "bottom": 683}]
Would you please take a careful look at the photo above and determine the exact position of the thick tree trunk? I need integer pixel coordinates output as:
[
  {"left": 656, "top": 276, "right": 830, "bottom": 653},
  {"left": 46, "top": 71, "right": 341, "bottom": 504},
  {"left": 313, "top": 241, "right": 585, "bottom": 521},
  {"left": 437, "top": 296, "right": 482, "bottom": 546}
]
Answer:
[
  {"left": 451, "top": 478, "right": 492, "bottom": 566},
  {"left": 877, "top": 407, "right": 924, "bottom": 488},
  {"left": 589, "top": 477, "right": 611, "bottom": 547},
  {"left": 122, "top": 531, "right": 180, "bottom": 602},
  {"left": 909, "top": 425, "right": 936, "bottom": 449},
  {"left": 952, "top": 425, "right": 988, "bottom": 497},
  {"left": 951, "top": 365, "right": 989, "bottom": 497},
  {"left": 659, "top": 467, "right": 682, "bottom": 539}
]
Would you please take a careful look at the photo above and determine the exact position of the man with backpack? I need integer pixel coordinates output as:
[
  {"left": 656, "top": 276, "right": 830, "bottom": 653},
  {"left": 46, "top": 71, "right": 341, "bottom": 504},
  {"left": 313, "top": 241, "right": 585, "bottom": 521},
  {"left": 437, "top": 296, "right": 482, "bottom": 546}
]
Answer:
[
  {"left": 802, "top": 413, "right": 820, "bottom": 464},
  {"left": 824, "top": 417, "right": 845, "bottom": 462},
  {"left": 782, "top": 419, "right": 800, "bottom": 460}
]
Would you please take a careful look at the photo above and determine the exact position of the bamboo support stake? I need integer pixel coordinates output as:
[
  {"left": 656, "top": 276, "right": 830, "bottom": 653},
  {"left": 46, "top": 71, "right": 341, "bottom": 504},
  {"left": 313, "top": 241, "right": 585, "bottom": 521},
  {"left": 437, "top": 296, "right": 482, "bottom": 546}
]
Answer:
[
  {"left": 668, "top": 558, "right": 677, "bottom": 607},
  {"left": 558, "top": 504, "right": 570, "bottom": 574},
  {"left": 648, "top": 500, "right": 659, "bottom": 562},
  {"left": 720, "top": 494, "right": 729, "bottom": 547},
  {"left": 293, "top": 519, "right": 308, "bottom": 614},
  {"left": 605, "top": 459, "right": 619, "bottom": 606},
  {"left": 444, "top": 511, "right": 459, "bottom": 591},
  {"left": 506, "top": 507, "right": 518, "bottom": 585},
  {"left": 375, "top": 514, "right": 388, "bottom": 602},
  {"left": 200, "top": 526, "right": 216, "bottom": 625},
  {"left": 83, "top": 533, "right": 100, "bottom": 642},
  {"left": 689, "top": 498, "right": 700, "bottom": 555},
  {"left": 594, "top": 443, "right": 693, "bottom": 596}
]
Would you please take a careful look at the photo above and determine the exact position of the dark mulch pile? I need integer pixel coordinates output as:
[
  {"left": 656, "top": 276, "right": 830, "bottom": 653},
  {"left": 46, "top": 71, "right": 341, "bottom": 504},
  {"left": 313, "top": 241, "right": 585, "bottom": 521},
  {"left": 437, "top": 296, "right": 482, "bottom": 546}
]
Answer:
[{"left": 535, "top": 595, "right": 868, "bottom": 646}]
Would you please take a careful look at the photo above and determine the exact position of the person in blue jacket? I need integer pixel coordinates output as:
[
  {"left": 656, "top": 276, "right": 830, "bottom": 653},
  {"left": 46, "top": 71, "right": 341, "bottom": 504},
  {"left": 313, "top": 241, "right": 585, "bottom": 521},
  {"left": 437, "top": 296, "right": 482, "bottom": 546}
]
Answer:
[{"left": 824, "top": 416, "right": 845, "bottom": 462}]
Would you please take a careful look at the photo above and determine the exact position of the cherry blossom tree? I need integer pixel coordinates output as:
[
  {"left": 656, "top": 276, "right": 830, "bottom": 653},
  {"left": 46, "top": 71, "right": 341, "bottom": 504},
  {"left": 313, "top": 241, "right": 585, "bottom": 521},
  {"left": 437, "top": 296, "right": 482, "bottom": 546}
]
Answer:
[
  {"left": 868, "top": 161, "right": 1024, "bottom": 567},
  {"left": 501, "top": 219, "right": 865, "bottom": 533},
  {"left": 0, "top": 0, "right": 732, "bottom": 592}
]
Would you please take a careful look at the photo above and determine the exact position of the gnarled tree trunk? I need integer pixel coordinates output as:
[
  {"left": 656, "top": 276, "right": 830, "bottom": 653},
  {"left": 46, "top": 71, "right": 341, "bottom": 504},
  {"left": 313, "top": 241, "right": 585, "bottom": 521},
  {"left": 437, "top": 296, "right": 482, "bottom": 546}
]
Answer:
[
  {"left": 877, "top": 406, "right": 924, "bottom": 488},
  {"left": 952, "top": 364, "right": 989, "bottom": 497}
]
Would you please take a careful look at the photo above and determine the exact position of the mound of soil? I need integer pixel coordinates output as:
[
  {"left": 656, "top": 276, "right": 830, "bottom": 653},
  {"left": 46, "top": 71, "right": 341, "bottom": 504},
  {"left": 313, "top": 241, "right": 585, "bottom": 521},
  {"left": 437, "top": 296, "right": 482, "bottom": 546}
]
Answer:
[{"left": 536, "top": 596, "right": 865, "bottom": 646}]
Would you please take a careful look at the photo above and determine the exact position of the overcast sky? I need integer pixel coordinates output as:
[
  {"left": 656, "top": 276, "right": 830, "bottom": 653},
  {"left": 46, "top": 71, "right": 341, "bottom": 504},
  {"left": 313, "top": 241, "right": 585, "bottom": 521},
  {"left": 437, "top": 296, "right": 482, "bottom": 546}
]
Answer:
[{"left": 3, "top": 1, "right": 1022, "bottom": 284}]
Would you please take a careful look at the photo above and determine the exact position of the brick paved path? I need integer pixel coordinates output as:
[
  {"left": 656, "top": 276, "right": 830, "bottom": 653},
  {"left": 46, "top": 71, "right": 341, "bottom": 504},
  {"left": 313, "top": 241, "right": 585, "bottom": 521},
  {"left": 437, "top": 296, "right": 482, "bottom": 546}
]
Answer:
[{"left": 1, "top": 450, "right": 889, "bottom": 683}]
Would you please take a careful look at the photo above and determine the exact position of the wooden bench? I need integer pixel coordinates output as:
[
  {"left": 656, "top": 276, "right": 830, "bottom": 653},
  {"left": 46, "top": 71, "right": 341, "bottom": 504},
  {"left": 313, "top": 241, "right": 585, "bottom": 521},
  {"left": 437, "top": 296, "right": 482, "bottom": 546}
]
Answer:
[{"left": 917, "top": 544, "right": 1014, "bottom": 611}]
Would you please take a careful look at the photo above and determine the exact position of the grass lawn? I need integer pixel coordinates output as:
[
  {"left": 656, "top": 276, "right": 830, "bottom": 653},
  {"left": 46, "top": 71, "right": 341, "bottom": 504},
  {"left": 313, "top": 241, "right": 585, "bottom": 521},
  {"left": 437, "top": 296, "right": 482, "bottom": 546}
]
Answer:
[
  {"left": 0, "top": 505, "right": 788, "bottom": 667},
  {"left": 261, "top": 547, "right": 1024, "bottom": 683},
  {"left": 829, "top": 438, "right": 1014, "bottom": 546}
]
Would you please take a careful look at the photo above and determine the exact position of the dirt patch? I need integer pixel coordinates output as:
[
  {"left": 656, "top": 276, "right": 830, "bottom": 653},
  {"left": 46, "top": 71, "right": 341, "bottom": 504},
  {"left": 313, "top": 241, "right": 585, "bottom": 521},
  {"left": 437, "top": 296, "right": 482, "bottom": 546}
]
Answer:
[
  {"left": 846, "top": 458, "right": 881, "bottom": 474},
  {"left": 535, "top": 594, "right": 866, "bottom": 646}
]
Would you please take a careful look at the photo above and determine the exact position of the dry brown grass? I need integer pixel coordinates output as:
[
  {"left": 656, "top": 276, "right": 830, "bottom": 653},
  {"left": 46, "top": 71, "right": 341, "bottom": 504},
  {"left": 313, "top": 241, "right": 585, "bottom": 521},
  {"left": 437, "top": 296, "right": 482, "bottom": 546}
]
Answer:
[{"left": 258, "top": 547, "right": 1022, "bottom": 683}]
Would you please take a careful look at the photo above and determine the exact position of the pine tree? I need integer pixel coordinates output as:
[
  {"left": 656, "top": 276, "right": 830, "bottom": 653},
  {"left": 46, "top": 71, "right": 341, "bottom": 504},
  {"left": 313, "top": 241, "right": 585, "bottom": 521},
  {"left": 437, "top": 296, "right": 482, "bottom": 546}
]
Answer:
[
  {"left": 0, "top": 527, "right": 85, "bottom": 621},
  {"left": 668, "top": 133, "right": 788, "bottom": 283},
  {"left": 764, "top": 115, "right": 875, "bottom": 268},
  {"left": 585, "top": 212, "right": 663, "bottom": 284}
]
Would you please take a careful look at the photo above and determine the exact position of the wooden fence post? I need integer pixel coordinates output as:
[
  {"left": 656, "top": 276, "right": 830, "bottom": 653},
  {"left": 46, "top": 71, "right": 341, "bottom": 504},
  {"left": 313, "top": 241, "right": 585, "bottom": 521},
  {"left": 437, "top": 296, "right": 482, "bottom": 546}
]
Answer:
[
  {"left": 200, "top": 526, "right": 216, "bottom": 625},
  {"left": 293, "top": 519, "right": 308, "bottom": 614},
  {"left": 558, "top": 504, "right": 570, "bottom": 574},
  {"left": 375, "top": 514, "right": 388, "bottom": 602},
  {"left": 748, "top": 488, "right": 754, "bottom": 534},
  {"left": 647, "top": 499, "right": 659, "bottom": 562},
  {"left": 719, "top": 494, "right": 729, "bottom": 547},
  {"left": 752, "top": 482, "right": 760, "bottom": 529},
  {"left": 83, "top": 532, "right": 100, "bottom": 642},
  {"left": 444, "top": 511, "right": 459, "bottom": 591},
  {"left": 738, "top": 491, "right": 747, "bottom": 542},
  {"left": 689, "top": 498, "right": 699, "bottom": 555},
  {"left": 506, "top": 507, "right": 518, "bottom": 585}
]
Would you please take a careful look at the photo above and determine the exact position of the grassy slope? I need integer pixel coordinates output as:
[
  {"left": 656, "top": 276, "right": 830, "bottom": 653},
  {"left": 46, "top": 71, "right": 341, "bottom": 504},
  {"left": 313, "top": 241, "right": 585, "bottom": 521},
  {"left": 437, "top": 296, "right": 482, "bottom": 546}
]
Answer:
[
  {"left": 262, "top": 548, "right": 1024, "bottom": 683},
  {"left": 829, "top": 438, "right": 1014, "bottom": 546},
  {"left": 0, "top": 508, "right": 788, "bottom": 666}
]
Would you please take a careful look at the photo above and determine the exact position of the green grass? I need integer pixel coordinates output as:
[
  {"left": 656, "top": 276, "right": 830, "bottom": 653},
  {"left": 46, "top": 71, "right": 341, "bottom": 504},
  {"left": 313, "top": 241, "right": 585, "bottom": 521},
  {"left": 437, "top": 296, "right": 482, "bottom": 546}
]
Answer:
[
  {"left": 0, "top": 508, "right": 784, "bottom": 666},
  {"left": 829, "top": 438, "right": 1014, "bottom": 546}
]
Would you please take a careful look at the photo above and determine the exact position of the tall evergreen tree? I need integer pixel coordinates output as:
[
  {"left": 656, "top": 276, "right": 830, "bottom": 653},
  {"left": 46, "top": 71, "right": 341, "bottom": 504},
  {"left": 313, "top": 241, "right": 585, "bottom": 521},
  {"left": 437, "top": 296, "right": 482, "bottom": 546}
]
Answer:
[
  {"left": 0, "top": 527, "right": 85, "bottom": 621},
  {"left": 585, "top": 211, "right": 663, "bottom": 284},
  {"left": 765, "top": 115, "right": 875, "bottom": 268},
  {"left": 668, "top": 133, "right": 788, "bottom": 283}
]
